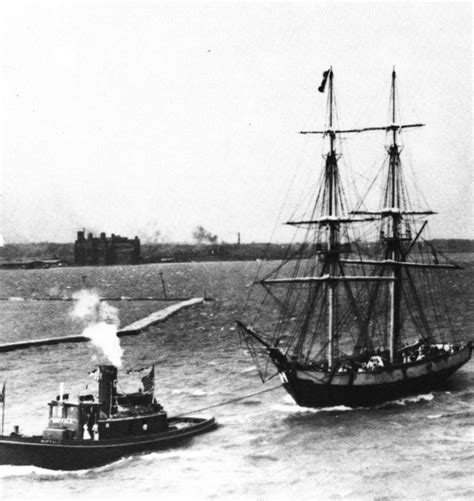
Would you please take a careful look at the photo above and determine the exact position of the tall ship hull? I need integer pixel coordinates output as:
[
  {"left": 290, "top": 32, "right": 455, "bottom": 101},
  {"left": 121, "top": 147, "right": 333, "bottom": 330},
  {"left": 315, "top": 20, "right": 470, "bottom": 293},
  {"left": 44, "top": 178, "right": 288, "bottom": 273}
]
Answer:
[
  {"left": 237, "top": 68, "right": 472, "bottom": 408},
  {"left": 275, "top": 345, "right": 471, "bottom": 408}
]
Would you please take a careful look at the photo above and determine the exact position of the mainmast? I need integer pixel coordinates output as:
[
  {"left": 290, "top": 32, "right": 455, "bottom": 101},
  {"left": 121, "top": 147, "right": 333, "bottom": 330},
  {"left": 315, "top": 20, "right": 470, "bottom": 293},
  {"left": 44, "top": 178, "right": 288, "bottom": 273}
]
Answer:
[
  {"left": 349, "top": 69, "right": 449, "bottom": 361},
  {"left": 385, "top": 68, "right": 402, "bottom": 363}
]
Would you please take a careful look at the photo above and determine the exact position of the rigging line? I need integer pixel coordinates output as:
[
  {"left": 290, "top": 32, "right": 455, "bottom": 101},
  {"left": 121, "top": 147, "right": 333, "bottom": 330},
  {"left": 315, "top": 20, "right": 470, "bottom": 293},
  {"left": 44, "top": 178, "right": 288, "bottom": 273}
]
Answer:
[
  {"left": 262, "top": 283, "right": 290, "bottom": 319},
  {"left": 353, "top": 158, "right": 388, "bottom": 213},
  {"left": 354, "top": 264, "right": 385, "bottom": 352},
  {"left": 172, "top": 385, "right": 284, "bottom": 417},
  {"left": 241, "top": 336, "right": 266, "bottom": 383},
  {"left": 272, "top": 246, "right": 307, "bottom": 343},
  {"left": 259, "top": 244, "right": 307, "bottom": 282},
  {"left": 336, "top": 261, "right": 366, "bottom": 345},
  {"left": 299, "top": 282, "right": 325, "bottom": 362},
  {"left": 296, "top": 268, "right": 325, "bottom": 364},
  {"left": 430, "top": 270, "right": 452, "bottom": 339},
  {"left": 376, "top": 266, "right": 390, "bottom": 348},
  {"left": 304, "top": 281, "right": 329, "bottom": 365},
  {"left": 428, "top": 265, "right": 451, "bottom": 339},
  {"left": 286, "top": 162, "right": 322, "bottom": 223},
  {"left": 336, "top": 135, "right": 369, "bottom": 212},
  {"left": 241, "top": 131, "right": 318, "bottom": 317},
  {"left": 404, "top": 267, "right": 432, "bottom": 340},
  {"left": 437, "top": 267, "right": 456, "bottom": 340},
  {"left": 426, "top": 266, "right": 444, "bottom": 338},
  {"left": 403, "top": 146, "right": 431, "bottom": 209},
  {"left": 402, "top": 276, "right": 424, "bottom": 342},
  {"left": 295, "top": 278, "right": 323, "bottom": 356},
  {"left": 355, "top": 72, "right": 391, "bottom": 129}
]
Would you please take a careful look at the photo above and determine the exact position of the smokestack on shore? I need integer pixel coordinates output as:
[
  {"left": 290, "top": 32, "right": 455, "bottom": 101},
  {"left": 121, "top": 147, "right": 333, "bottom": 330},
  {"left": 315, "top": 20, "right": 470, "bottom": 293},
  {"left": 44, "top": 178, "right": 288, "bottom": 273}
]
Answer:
[{"left": 98, "top": 365, "right": 117, "bottom": 416}]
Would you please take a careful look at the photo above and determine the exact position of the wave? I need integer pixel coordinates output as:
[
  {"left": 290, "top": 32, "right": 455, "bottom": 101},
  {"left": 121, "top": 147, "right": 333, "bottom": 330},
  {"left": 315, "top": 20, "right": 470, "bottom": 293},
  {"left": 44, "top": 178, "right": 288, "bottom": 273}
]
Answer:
[
  {"left": 453, "top": 389, "right": 474, "bottom": 399},
  {"left": 240, "top": 366, "right": 258, "bottom": 374},
  {"left": 275, "top": 392, "right": 437, "bottom": 414},
  {"left": 274, "top": 397, "right": 355, "bottom": 414},
  {"left": 136, "top": 449, "right": 211, "bottom": 463},
  {"left": 170, "top": 388, "right": 214, "bottom": 397},
  {"left": 427, "top": 411, "right": 473, "bottom": 420},
  {"left": 375, "top": 393, "right": 434, "bottom": 408},
  {"left": 0, "top": 457, "right": 128, "bottom": 479},
  {"left": 245, "top": 453, "right": 278, "bottom": 462},
  {"left": 430, "top": 433, "right": 474, "bottom": 444},
  {"left": 8, "top": 297, "right": 25, "bottom": 301}
]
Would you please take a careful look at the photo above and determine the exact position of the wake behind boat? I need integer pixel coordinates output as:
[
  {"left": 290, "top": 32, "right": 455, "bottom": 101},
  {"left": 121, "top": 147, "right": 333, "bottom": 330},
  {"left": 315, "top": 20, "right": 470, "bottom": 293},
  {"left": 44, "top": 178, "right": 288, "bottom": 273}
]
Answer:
[
  {"left": 238, "top": 68, "right": 472, "bottom": 408},
  {"left": 0, "top": 365, "right": 216, "bottom": 470}
]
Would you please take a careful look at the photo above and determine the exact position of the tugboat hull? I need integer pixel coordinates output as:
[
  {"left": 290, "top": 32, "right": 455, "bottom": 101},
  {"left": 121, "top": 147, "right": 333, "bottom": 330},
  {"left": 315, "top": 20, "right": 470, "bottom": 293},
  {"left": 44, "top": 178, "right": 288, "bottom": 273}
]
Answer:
[
  {"left": 0, "top": 416, "right": 216, "bottom": 470},
  {"left": 279, "top": 345, "right": 472, "bottom": 408}
]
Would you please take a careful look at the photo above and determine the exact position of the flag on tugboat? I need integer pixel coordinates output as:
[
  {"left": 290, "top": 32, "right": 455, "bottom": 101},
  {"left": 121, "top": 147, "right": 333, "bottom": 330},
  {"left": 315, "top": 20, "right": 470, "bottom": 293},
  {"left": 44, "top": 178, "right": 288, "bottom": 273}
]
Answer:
[
  {"left": 141, "top": 365, "right": 155, "bottom": 394},
  {"left": 318, "top": 69, "right": 331, "bottom": 93},
  {"left": 126, "top": 365, "right": 155, "bottom": 393}
]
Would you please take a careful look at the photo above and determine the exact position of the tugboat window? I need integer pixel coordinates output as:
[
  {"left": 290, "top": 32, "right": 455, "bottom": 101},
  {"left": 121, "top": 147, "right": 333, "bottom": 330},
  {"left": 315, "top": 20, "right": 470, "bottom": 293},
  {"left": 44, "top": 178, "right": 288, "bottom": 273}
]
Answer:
[
  {"left": 51, "top": 404, "right": 61, "bottom": 419},
  {"left": 66, "top": 406, "right": 79, "bottom": 421}
]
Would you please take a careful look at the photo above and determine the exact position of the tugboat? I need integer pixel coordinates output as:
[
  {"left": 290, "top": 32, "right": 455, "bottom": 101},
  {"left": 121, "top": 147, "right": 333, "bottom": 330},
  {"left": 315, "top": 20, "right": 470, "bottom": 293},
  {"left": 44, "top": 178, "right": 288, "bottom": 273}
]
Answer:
[{"left": 0, "top": 365, "right": 216, "bottom": 470}]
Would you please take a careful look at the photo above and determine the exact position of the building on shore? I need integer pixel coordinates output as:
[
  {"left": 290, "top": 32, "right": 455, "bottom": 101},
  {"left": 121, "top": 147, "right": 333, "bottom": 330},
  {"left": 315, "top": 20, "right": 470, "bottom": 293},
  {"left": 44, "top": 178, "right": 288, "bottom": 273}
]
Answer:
[{"left": 74, "top": 231, "right": 141, "bottom": 266}]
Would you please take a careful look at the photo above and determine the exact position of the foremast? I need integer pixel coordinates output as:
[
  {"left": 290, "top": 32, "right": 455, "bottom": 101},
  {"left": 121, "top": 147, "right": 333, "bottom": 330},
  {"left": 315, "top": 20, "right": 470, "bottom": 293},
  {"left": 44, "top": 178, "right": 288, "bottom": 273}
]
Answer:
[
  {"left": 267, "top": 68, "right": 394, "bottom": 369},
  {"left": 300, "top": 67, "right": 344, "bottom": 369},
  {"left": 324, "top": 68, "right": 339, "bottom": 369}
]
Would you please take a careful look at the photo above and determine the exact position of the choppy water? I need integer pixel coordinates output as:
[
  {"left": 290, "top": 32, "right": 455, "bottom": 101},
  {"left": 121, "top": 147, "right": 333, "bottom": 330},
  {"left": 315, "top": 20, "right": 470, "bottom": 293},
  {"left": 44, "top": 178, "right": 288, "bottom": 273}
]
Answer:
[{"left": 0, "top": 261, "right": 473, "bottom": 500}]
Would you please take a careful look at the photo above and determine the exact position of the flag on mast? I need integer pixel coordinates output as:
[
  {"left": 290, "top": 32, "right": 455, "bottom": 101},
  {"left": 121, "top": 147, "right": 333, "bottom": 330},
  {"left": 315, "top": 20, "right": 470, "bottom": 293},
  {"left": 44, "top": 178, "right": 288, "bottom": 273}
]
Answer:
[
  {"left": 0, "top": 383, "right": 5, "bottom": 403},
  {"left": 318, "top": 69, "right": 331, "bottom": 93}
]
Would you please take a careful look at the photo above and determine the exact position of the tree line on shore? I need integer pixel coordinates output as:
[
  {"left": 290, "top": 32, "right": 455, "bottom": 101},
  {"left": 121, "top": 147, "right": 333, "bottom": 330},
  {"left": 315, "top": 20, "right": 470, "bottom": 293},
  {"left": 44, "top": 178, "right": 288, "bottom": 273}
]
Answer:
[{"left": 1, "top": 239, "right": 473, "bottom": 266}]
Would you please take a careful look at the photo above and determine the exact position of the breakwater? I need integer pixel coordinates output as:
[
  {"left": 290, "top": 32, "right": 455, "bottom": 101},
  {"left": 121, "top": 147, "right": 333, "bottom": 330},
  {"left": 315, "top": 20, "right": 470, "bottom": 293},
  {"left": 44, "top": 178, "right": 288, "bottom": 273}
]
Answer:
[{"left": 0, "top": 298, "right": 205, "bottom": 353}]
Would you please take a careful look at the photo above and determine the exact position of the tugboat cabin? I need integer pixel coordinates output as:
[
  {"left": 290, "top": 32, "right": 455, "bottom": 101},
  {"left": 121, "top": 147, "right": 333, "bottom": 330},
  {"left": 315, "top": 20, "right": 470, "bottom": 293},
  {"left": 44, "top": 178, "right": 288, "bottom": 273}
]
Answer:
[{"left": 42, "top": 365, "right": 168, "bottom": 443}]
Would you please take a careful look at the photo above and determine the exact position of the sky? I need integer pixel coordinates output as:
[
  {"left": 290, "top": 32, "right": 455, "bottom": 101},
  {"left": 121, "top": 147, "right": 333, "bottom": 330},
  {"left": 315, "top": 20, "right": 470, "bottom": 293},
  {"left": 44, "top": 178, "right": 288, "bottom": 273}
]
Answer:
[{"left": 0, "top": 1, "right": 472, "bottom": 244}]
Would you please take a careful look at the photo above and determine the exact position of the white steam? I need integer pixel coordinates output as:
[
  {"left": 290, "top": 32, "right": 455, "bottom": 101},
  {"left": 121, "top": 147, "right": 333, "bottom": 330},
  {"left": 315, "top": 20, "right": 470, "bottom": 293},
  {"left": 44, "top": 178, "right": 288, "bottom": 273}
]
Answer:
[{"left": 71, "top": 289, "right": 123, "bottom": 368}]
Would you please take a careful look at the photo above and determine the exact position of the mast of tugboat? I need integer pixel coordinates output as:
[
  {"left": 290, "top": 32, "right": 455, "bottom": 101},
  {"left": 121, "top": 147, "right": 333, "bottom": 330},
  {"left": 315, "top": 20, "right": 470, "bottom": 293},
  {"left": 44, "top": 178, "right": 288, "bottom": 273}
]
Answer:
[
  {"left": 387, "top": 67, "right": 401, "bottom": 363},
  {"left": 1, "top": 382, "right": 5, "bottom": 436}
]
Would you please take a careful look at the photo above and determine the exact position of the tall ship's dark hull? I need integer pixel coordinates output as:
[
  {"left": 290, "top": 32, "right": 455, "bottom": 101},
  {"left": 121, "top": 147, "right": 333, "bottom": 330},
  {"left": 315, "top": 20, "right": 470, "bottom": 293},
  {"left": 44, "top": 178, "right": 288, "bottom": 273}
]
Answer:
[
  {"left": 0, "top": 416, "right": 216, "bottom": 470},
  {"left": 276, "top": 345, "right": 472, "bottom": 408}
]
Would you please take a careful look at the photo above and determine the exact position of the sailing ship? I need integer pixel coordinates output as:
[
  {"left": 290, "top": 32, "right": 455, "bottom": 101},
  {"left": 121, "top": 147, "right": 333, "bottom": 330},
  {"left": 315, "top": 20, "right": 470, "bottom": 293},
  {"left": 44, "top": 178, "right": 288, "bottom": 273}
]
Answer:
[
  {"left": 237, "top": 68, "right": 472, "bottom": 408},
  {"left": 0, "top": 365, "right": 216, "bottom": 470}
]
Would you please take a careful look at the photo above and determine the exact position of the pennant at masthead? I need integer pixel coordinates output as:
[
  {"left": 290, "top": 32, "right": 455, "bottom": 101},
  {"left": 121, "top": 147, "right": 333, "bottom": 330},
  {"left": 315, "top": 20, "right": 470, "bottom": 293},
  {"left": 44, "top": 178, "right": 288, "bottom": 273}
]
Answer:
[{"left": 318, "top": 69, "right": 331, "bottom": 93}]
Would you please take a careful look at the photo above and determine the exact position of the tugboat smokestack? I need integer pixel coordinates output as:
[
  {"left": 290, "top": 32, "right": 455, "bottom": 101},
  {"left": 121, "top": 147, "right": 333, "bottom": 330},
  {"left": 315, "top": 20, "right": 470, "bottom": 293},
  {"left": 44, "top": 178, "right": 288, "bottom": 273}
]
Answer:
[{"left": 98, "top": 365, "right": 117, "bottom": 416}]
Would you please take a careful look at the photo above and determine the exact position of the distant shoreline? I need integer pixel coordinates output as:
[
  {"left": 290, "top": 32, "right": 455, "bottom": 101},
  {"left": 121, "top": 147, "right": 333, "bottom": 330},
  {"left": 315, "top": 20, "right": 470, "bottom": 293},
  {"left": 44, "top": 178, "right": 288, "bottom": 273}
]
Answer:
[{"left": 1, "top": 239, "right": 473, "bottom": 268}]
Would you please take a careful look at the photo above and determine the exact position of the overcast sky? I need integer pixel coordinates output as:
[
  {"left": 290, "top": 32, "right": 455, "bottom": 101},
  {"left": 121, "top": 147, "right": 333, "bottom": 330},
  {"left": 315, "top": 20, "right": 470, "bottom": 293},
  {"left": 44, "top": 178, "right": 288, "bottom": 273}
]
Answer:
[{"left": 1, "top": 1, "right": 472, "bottom": 244}]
